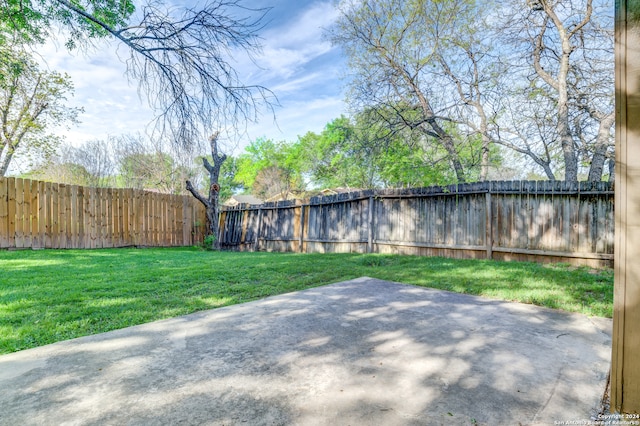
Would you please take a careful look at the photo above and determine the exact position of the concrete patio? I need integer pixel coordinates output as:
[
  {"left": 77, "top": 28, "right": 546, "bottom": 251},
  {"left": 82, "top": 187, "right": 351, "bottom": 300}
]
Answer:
[{"left": 0, "top": 277, "right": 612, "bottom": 425}]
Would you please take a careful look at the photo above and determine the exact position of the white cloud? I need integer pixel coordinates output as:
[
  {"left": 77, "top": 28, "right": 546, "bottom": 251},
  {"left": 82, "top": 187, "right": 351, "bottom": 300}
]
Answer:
[
  {"left": 242, "top": 95, "right": 346, "bottom": 146},
  {"left": 267, "top": 1, "right": 339, "bottom": 47},
  {"left": 34, "top": 37, "right": 156, "bottom": 147},
  {"left": 270, "top": 72, "right": 324, "bottom": 94},
  {"left": 246, "top": 1, "right": 340, "bottom": 81}
]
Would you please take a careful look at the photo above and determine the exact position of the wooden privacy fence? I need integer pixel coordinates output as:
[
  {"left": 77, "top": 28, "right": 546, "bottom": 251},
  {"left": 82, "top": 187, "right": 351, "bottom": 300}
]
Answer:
[
  {"left": 0, "top": 177, "right": 207, "bottom": 249},
  {"left": 219, "top": 180, "right": 614, "bottom": 268}
]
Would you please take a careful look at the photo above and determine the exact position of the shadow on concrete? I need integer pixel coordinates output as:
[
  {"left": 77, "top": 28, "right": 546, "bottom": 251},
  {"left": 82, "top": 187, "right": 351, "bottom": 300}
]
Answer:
[{"left": 0, "top": 278, "right": 611, "bottom": 425}]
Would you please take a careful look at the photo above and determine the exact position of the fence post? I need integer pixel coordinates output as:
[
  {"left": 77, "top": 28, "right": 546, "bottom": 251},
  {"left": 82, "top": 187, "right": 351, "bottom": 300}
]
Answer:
[
  {"left": 298, "top": 204, "right": 305, "bottom": 253},
  {"left": 485, "top": 190, "right": 493, "bottom": 260},
  {"left": 218, "top": 210, "right": 227, "bottom": 247},
  {"left": 240, "top": 209, "right": 249, "bottom": 248},
  {"left": 254, "top": 208, "right": 262, "bottom": 251},
  {"left": 368, "top": 195, "right": 375, "bottom": 253}
]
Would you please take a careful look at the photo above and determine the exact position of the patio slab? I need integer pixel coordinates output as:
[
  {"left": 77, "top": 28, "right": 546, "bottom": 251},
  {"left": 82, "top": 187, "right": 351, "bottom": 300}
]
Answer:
[{"left": 0, "top": 277, "right": 612, "bottom": 425}]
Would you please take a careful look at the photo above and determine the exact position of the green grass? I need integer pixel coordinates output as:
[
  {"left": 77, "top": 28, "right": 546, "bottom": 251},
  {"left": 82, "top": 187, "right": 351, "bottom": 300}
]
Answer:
[{"left": 0, "top": 248, "right": 613, "bottom": 354}]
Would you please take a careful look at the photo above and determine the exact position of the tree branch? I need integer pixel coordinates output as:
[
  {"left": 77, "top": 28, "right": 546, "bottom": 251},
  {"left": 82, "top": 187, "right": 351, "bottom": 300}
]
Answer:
[
  {"left": 53, "top": 0, "right": 277, "bottom": 146},
  {"left": 185, "top": 179, "right": 210, "bottom": 208},
  {"left": 532, "top": 16, "right": 559, "bottom": 90}
]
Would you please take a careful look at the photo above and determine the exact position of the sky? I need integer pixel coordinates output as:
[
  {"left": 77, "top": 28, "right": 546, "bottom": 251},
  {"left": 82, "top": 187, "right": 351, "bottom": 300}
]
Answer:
[{"left": 35, "top": 0, "right": 348, "bottom": 156}]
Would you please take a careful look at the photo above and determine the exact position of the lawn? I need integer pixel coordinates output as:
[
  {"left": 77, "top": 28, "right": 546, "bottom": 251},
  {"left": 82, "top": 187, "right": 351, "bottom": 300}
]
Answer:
[{"left": 0, "top": 247, "right": 613, "bottom": 354}]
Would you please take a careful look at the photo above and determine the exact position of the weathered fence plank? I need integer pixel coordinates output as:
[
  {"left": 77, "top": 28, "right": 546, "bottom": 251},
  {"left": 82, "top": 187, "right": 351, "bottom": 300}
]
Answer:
[
  {"left": 219, "top": 181, "right": 614, "bottom": 267},
  {"left": 14, "top": 178, "right": 25, "bottom": 248}
]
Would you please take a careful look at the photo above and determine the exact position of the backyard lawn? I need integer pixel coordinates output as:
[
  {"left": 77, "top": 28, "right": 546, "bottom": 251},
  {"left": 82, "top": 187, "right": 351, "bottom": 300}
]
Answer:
[{"left": 0, "top": 247, "right": 613, "bottom": 354}]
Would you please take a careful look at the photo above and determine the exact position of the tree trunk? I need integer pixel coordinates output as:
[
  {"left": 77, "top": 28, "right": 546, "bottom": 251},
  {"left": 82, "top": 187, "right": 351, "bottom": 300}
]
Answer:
[
  {"left": 185, "top": 132, "right": 226, "bottom": 249},
  {"left": 426, "top": 120, "right": 466, "bottom": 183},
  {"left": 557, "top": 56, "right": 578, "bottom": 182},
  {"left": 608, "top": 158, "right": 614, "bottom": 183},
  {"left": 206, "top": 182, "right": 221, "bottom": 249},
  {"left": 405, "top": 69, "right": 466, "bottom": 183},
  {"left": 538, "top": 160, "right": 556, "bottom": 181},
  {"left": 587, "top": 112, "right": 615, "bottom": 182},
  {"left": 533, "top": 2, "right": 592, "bottom": 182},
  {"left": 0, "top": 145, "right": 14, "bottom": 177},
  {"left": 478, "top": 110, "right": 491, "bottom": 181}
]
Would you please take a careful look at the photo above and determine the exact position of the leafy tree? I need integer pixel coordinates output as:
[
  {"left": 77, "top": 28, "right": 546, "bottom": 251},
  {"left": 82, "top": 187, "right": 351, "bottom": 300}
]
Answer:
[
  {"left": 216, "top": 156, "right": 242, "bottom": 202},
  {"left": 0, "top": 0, "right": 135, "bottom": 45},
  {"left": 295, "top": 115, "right": 500, "bottom": 190},
  {"left": 0, "top": 46, "right": 80, "bottom": 176},
  {"left": 331, "top": 0, "right": 503, "bottom": 183},
  {"left": 351, "top": 110, "right": 465, "bottom": 187},
  {"left": 235, "top": 138, "right": 304, "bottom": 199},
  {"left": 295, "top": 117, "right": 369, "bottom": 189}
]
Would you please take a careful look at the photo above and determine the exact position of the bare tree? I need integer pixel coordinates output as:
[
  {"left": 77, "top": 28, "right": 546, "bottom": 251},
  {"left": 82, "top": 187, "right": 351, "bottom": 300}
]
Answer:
[
  {"left": 435, "top": 35, "right": 505, "bottom": 181},
  {"left": 331, "top": 0, "right": 613, "bottom": 182},
  {"left": 9, "top": 0, "right": 276, "bottom": 148},
  {"left": 71, "top": 139, "right": 116, "bottom": 187},
  {"left": 28, "top": 145, "right": 93, "bottom": 185},
  {"left": 185, "top": 132, "right": 226, "bottom": 249},
  {"left": 532, "top": 0, "right": 591, "bottom": 181},
  {"left": 114, "top": 133, "right": 195, "bottom": 194},
  {"left": 498, "top": 0, "right": 614, "bottom": 181}
]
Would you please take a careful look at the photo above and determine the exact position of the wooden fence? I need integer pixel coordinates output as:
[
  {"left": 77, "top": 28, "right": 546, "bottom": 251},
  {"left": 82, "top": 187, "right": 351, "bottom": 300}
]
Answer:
[
  {"left": 0, "top": 177, "right": 207, "bottom": 249},
  {"left": 219, "top": 181, "right": 615, "bottom": 268}
]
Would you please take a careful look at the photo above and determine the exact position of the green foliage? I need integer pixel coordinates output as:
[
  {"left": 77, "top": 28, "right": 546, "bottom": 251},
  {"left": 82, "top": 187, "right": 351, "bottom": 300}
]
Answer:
[
  {"left": 295, "top": 116, "right": 368, "bottom": 188},
  {"left": 231, "top": 114, "right": 505, "bottom": 196},
  {"left": 0, "top": 46, "right": 81, "bottom": 176},
  {"left": 22, "top": 161, "right": 93, "bottom": 186},
  {"left": 290, "top": 114, "right": 502, "bottom": 190},
  {"left": 0, "top": 248, "right": 613, "bottom": 354},
  {"left": 214, "top": 156, "right": 242, "bottom": 202},
  {"left": 235, "top": 137, "right": 304, "bottom": 198},
  {"left": 0, "top": 0, "right": 136, "bottom": 47},
  {"left": 202, "top": 234, "right": 217, "bottom": 250}
]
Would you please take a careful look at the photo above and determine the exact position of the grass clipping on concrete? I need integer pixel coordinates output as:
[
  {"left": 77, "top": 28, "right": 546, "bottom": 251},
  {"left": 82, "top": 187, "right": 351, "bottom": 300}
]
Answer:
[{"left": 0, "top": 248, "right": 613, "bottom": 354}]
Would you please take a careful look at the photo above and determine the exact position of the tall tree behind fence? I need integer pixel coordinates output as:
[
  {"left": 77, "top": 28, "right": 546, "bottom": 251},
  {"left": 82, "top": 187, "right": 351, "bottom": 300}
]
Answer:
[
  {"left": 0, "top": 177, "right": 207, "bottom": 249},
  {"left": 219, "top": 181, "right": 614, "bottom": 268}
]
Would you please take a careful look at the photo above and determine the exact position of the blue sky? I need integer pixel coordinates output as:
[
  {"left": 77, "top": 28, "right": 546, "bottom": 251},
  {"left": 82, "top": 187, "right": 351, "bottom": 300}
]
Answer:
[{"left": 38, "top": 0, "right": 347, "bottom": 155}]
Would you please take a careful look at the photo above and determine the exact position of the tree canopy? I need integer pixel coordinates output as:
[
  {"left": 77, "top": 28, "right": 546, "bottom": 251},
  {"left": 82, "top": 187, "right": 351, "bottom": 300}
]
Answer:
[
  {"left": 1, "top": 0, "right": 135, "bottom": 45},
  {"left": 0, "top": 45, "right": 80, "bottom": 176},
  {"left": 330, "top": 0, "right": 614, "bottom": 182}
]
